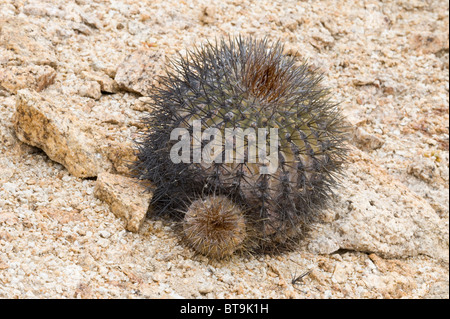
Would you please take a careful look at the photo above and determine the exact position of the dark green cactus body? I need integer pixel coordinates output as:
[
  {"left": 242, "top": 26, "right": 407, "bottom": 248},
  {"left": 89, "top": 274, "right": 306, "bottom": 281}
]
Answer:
[{"left": 135, "top": 37, "right": 347, "bottom": 256}]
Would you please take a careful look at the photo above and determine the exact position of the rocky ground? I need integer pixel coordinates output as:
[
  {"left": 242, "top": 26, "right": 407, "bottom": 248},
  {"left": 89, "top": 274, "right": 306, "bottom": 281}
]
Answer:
[{"left": 0, "top": 0, "right": 448, "bottom": 299}]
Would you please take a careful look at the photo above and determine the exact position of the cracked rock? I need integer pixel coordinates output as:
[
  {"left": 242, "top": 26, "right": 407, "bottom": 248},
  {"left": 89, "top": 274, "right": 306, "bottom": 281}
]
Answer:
[
  {"left": 94, "top": 172, "right": 152, "bottom": 233},
  {"left": 0, "top": 65, "right": 56, "bottom": 94},
  {"left": 13, "top": 89, "right": 112, "bottom": 178},
  {"left": 307, "top": 146, "right": 449, "bottom": 262}
]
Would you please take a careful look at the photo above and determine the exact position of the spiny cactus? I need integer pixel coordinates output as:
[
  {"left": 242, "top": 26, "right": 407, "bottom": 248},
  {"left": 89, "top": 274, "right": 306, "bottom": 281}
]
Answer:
[{"left": 134, "top": 36, "right": 348, "bottom": 258}]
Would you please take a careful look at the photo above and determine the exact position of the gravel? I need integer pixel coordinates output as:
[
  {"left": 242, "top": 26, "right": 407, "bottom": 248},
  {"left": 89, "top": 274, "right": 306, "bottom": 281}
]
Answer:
[{"left": 0, "top": 0, "right": 448, "bottom": 299}]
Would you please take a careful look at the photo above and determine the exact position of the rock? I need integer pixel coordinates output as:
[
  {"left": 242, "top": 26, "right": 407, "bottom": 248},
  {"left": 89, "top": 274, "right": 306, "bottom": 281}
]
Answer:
[
  {"left": 199, "top": 6, "right": 216, "bottom": 25},
  {"left": 352, "top": 77, "right": 380, "bottom": 87},
  {"left": 98, "top": 230, "right": 111, "bottom": 238},
  {"left": 23, "top": 4, "right": 66, "bottom": 18},
  {"left": 309, "top": 27, "right": 335, "bottom": 48},
  {"left": 352, "top": 127, "right": 384, "bottom": 151},
  {"left": 309, "top": 269, "right": 328, "bottom": 285},
  {"left": 94, "top": 172, "right": 153, "bottom": 233},
  {"left": 362, "top": 273, "right": 386, "bottom": 290},
  {"left": 0, "top": 17, "right": 57, "bottom": 67},
  {"left": 100, "top": 141, "right": 137, "bottom": 175},
  {"left": 425, "top": 281, "right": 450, "bottom": 299},
  {"left": 307, "top": 234, "right": 340, "bottom": 255},
  {"left": 12, "top": 87, "right": 137, "bottom": 178},
  {"left": 71, "top": 22, "right": 93, "bottom": 36},
  {"left": 407, "top": 155, "right": 441, "bottom": 184},
  {"left": 0, "top": 158, "right": 15, "bottom": 182},
  {"left": 81, "top": 71, "right": 119, "bottom": 93},
  {"left": 78, "top": 81, "right": 102, "bottom": 100},
  {"left": 307, "top": 146, "right": 449, "bottom": 262},
  {"left": 344, "top": 117, "right": 384, "bottom": 151},
  {"left": 279, "top": 16, "right": 299, "bottom": 32},
  {"left": 13, "top": 89, "right": 112, "bottom": 178},
  {"left": 368, "top": 253, "right": 413, "bottom": 275},
  {"left": 198, "top": 283, "right": 214, "bottom": 295},
  {"left": 115, "top": 49, "right": 164, "bottom": 96},
  {"left": 91, "top": 61, "right": 117, "bottom": 79},
  {"left": 409, "top": 32, "right": 449, "bottom": 55},
  {"left": 368, "top": 253, "right": 390, "bottom": 272},
  {"left": 0, "top": 65, "right": 56, "bottom": 94},
  {"left": 79, "top": 11, "right": 101, "bottom": 29},
  {"left": 332, "top": 262, "right": 353, "bottom": 284},
  {"left": 362, "top": 271, "right": 417, "bottom": 298}
]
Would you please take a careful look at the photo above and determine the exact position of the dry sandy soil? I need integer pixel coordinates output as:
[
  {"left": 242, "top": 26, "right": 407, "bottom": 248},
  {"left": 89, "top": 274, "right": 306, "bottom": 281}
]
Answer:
[{"left": 0, "top": 0, "right": 448, "bottom": 298}]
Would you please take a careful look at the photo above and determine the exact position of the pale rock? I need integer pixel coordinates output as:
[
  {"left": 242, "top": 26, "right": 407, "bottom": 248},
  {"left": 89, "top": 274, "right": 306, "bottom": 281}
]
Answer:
[
  {"left": 409, "top": 31, "right": 449, "bottom": 54},
  {"left": 426, "top": 281, "right": 450, "bottom": 299},
  {"left": 97, "top": 238, "right": 110, "bottom": 248},
  {"left": 0, "top": 158, "right": 15, "bottom": 182},
  {"left": 279, "top": 16, "right": 299, "bottom": 32},
  {"left": 71, "top": 22, "right": 93, "bottom": 36},
  {"left": 367, "top": 273, "right": 416, "bottom": 298},
  {"left": 13, "top": 87, "right": 137, "bottom": 178},
  {"left": 308, "top": 269, "right": 328, "bottom": 285},
  {"left": 407, "top": 155, "right": 441, "bottom": 184},
  {"left": 100, "top": 141, "right": 137, "bottom": 175},
  {"left": 115, "top": 49, "right": 164, "bottom": 96},
  {"left": 0, "top": 65, "right": 56, "bottom": 94},
  {"left": 98, "top": 230, "right": 111, "bottom": 238},
  {"left": 332, "top": 262, "right": 353, "bottom": 284},
  {"left": 13, "top": 89, "right": 112, "bottom": 178},
  {"left": 307, "top": 146, "right": 449, "bottom": 262},
  {"left": 353, "top": 127, "right": 385, "bottom": 151},
  {"left": 307, "top": 234, "right": 340, "bottom": 255},
  {"left": 363, "top": 273, "right": 386, "bottom": 290},
  {"left": 0, "top": 17, "right": 57, "bottom": 67},
  {"left": 80, "top": 71, "right": 119, "bottom": 93},
  {"left": 352, "top": 77, "right": 380, "bottom": 87},
  {"left": 94, "top": 172, "right": 153, "bottom": 233},
  {"left": 198, "top": 283, "right": 214, "bottom": 295},
  {"left": 78, "top": 81, "right": 102, "bottom": 100},
  {"left": 79, "top": 11, "right": 101, "bottom": 29},
  {"left": 199, "top": 6, "right": 216, "bottom": 25},
  {"left": 23, "top": 4, "right": 66, "bottom": 18},
  {"left": 91, "top": 60, "right": 117, "bottom": 79},
  {"left": 310, "top": 26, "right": 335, "bottom": 48}
]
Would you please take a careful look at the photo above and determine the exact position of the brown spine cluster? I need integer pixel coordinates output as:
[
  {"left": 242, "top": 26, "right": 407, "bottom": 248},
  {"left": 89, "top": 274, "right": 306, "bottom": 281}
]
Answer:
[{"left": 183, "top": 196, "right": 247, "bottom": 259}]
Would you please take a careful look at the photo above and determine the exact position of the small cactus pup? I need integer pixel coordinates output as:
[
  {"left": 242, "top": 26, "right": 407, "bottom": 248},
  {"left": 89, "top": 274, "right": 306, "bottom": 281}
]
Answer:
[{"left": 134, "top": 36, "right": 348, "bottom": 259}]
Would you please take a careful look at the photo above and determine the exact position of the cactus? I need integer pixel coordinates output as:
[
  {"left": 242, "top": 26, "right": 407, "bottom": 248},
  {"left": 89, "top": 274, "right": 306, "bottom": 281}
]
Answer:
[{"left": 134, "top": 36, "right": 348, "bottom": 258}]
